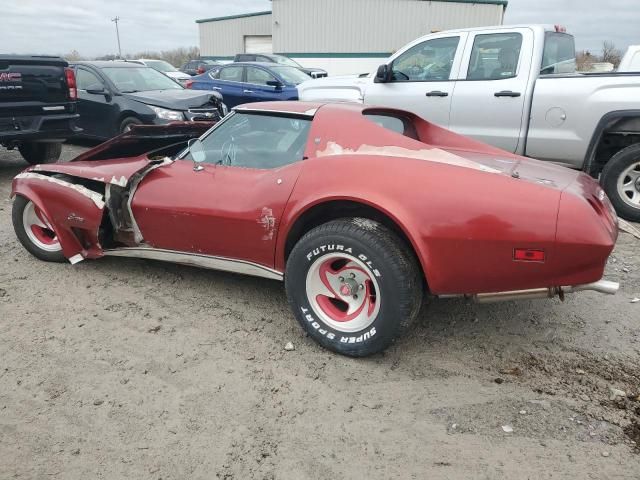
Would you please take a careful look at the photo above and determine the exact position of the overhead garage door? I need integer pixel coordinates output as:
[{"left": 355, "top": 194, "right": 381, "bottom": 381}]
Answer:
[{"left": 244, "top": 35, "right": 273, "bottom": 54}]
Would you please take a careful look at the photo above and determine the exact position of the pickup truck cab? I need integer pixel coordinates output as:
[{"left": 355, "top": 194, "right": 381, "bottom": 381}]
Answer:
[
  {"left": 1, "top": 55, "right": 80, "bottom": 164},
  {"left": 298, "top": 25, "right": 640, "bottom": 222}
]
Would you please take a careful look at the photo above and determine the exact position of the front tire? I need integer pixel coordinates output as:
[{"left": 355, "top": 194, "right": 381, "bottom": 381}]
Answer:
[
  {"left": 12, "top": 195, "right": 65, "bottom": 263},
  {"left": 600, "top": 143, "right": 640, "bottom": 222},
  {"left": 285, "top": 218, "right": 423, "bottom": 357},
  {"left": 119, "top": 116, "right": 142, "bottom": 134},
  {"left": 18, "top": 141, "right": 62, "bottom": 165}
]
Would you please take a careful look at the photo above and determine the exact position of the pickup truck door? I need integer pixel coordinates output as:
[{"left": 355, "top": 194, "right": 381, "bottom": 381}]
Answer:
[
  {"left": 449, "top": 28, "right": 534, "bottom": 153},
  {"left": 364, "top": 33, "right": 466, "bottom": 128}
]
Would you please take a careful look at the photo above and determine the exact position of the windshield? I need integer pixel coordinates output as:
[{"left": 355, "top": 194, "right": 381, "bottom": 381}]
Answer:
[
  {"left": 143, "top": 60, "right": 178, "bottom": 73},
  {"left": 271, "top": 55, "right": 302, "bottom": 68},
  {"left": 272, "top": 66, "right": 311, "bottom": 85},
  {"left": 101, "top": 66, "right": 183, "bottom": 92}
]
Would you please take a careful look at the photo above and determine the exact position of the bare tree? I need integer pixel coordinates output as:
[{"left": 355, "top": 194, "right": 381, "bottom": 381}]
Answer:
[
  {"left": 601, "top": 41, "right": 622, "bottom": 68},
  {"left": 63, "top": 50, "right": 85, "bottom": 62},
  {"left": 576, "top": 50, "right": 595, "bottom": 72}
]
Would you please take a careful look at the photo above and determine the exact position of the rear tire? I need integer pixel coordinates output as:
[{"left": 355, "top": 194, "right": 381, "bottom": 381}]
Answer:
[
  {"left": 18, "top": 141, "right": 62, "bottom": 165},
  {"left": 119, "top": 116, "right": 142, "bottom": 134},
  {"left": 600, "top": 143, "right": 640, "bottom": 222},
  {"left": 285, "top": 218, "right": 423, "bottom": 357},
  {"left": 12, "top": 195, "right": 65, "bottom": 263}
]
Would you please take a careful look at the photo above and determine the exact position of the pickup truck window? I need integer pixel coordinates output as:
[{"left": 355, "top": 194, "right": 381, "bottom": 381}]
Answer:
[
  {"left": 76, "top": 69, "right": 103, "bottom": 91},
  {"left": 540, "top": 32, "right": 576, "bottom": 75},
  {"left": 391, "top": 37, "right": 459, "bottom": 82},
  {"left": 466, "top": 33, "right": 523, "bottom": 80}
]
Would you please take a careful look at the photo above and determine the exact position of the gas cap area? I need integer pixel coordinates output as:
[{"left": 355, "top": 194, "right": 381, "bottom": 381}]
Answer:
[{"left": 545, "top": 107, "right": 567, "bottom": 127}]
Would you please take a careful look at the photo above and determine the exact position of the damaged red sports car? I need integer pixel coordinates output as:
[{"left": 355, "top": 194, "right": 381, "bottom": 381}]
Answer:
[{"left": 11, "top": 101, "right": 619, "bottom": 356}]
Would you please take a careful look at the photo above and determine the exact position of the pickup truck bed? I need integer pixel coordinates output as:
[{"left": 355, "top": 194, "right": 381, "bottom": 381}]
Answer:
[{"left": 1, "top": 55, "right": 80, "bottom": 164}]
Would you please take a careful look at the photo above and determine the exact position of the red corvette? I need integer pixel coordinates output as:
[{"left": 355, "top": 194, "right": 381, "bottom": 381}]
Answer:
[{"left": 11, "top": 102, "right": 619, "bottom": 356}]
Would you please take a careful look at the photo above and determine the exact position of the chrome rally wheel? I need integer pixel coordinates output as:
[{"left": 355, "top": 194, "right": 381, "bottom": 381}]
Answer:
[
  {"left": 305, "top": 253, "right": 381, "bottom": 333},
  {"left": 22, "top": 200, "right": 61, "bottom": 252},
  {"left": 285, "top": 218, "right": 423, "bottom": 357}
]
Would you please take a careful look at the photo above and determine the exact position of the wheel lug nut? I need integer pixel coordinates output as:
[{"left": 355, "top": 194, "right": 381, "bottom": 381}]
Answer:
[
  {"left": 359, "top": 284, "right": 364, "bottom": 290},
  {"left": 350, "top": 273, "right": 356, "bottom": 278},
  {"left": 353, "top": 294, "right": 358, "bottom": 300},
  {"left": 339, "top": 277, "right": 344, "bottom": 282}
]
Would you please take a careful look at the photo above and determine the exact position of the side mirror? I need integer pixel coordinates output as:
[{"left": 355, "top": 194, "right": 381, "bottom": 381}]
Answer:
[
  {"left": 266, "top": 80, "right": 283, "bottom": 89},
  {"left": 188, "top": 138, "right": 206, "bottom": 170},
  {"left": 86, "top": 84, "right": 108, "bottom": 95},
  {"left": 374, "top": 64, "right": 390, "bottom": 83}
]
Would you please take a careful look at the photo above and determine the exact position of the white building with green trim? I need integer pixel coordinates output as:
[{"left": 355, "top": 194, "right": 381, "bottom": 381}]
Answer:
[{"left": 197, "top": 0, "right": 507, "bottom": 76}]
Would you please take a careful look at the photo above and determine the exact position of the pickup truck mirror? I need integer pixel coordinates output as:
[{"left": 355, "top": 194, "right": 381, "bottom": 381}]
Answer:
[
  {"left": 85, "top": 84, "right": 107, "bottom": 95},
  {"left": 266, "top": 80, "right": 283, "bottom": 89},
  {"left": 375, "top": 64, "right": 390, "bottom": 83}
]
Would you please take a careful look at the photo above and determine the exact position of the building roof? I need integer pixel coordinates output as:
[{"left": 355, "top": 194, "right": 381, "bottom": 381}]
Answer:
[
  {"left": 195, "top": 10, "right": 272, "bottom": 24},
  {"left": 195, "top": 0, "right": 508, "bottom": 23}
]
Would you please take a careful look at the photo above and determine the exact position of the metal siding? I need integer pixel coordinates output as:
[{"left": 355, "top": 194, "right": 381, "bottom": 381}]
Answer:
[
  {"left": 199, "top": 14, "right": 273, "bottom": 57},
  {"left": 271, "top": 0, "right": 503, "bottom": 54}
]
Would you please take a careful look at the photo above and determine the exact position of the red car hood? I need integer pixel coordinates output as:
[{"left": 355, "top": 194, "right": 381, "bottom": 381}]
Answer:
[{"left": 31, "top": 157, "right": 153, "bottom": 186}]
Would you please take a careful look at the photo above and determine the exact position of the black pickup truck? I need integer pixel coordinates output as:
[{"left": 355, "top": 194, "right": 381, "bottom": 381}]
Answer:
[{"left": 1, "top": 55, "right": 80, "bottom": 164}]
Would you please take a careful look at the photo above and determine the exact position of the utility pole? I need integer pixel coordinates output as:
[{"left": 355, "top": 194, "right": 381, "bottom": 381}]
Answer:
[{"left": 111, "top": 16, "right": 122, "bottom": 58}]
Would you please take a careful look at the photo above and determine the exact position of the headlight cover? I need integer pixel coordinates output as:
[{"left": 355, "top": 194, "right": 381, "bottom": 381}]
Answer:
[{"left": 149, "top": 105, "right": 184, "bottom": 121}]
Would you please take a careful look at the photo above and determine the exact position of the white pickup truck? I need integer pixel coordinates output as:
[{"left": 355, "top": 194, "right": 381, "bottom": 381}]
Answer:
[{"left": 298, "top": 25, "right": 640, "bottom": 222}]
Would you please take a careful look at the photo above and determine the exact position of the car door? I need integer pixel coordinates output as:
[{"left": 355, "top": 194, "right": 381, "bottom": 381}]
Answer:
[
  {"left": 130, "top": 111, "right": 312, "bottom": 268},
  {"left": 207, "top": 65, "right": 246, "bottom": 108},
  {"left": 448, "top": 28, "right": 534, "bottom": 153},
  {"left": 75, "top": 67, "right": 115, "bottom": 138},
  {"left": 364, "top": 34, "right": 466, "bottom": 128},
  {"left": 244, "top": 66, "right": 289, "bottom": 102}
]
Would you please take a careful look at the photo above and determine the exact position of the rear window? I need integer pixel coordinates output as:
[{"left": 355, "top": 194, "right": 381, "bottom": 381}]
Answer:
[
  {"left": 363, "top": 112, "right": 417, "bottom": 139},
  {"left": 541, "top": 33, "right": 576, "bottom": 74}
]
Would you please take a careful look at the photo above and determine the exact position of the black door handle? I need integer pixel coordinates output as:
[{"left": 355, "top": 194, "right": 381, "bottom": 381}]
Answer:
[
  {"left": 494, "top": 90, "right": 521, "bottom": 97},
  {"left": 426, "top": 90, "right": 449, "bottom": 97}
]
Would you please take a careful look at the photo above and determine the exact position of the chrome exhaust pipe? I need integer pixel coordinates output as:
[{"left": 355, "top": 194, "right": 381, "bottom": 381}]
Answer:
[{"left": 440, "top": 280, "right": 619, "bottom": 304}]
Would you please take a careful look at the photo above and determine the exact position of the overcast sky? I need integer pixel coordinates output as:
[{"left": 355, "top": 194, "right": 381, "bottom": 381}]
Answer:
[{"left": 3, "top": 0, "right": 637, "bottom": 57}]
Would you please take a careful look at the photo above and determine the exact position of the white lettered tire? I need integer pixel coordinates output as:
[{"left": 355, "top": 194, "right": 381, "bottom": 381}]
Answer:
[{"left": 285, "top": 218, "right": 423, "bottom": 357}]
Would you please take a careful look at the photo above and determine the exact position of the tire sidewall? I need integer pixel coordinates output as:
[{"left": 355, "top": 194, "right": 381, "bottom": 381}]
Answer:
[
  {"left": 12, "top": 195, "right": 65, "bottom": 263},
  {"left": 286, "top": 229, "right": 410, "bottom": 356},
  {"left": 601, "top": 144, "right": 640, "bottom": 222}
]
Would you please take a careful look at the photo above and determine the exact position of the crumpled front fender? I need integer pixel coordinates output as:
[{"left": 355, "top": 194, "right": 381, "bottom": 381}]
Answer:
[{"left": 12, "top": 172, "right": 106, "bottom": 262}]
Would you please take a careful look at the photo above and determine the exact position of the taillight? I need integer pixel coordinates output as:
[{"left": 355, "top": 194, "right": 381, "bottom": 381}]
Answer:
[
  {"left": 185, "top": 80, "right": 193, "bottom": 89},
  {"left": 65, "top": 67, "right": 77, "bottom": 100},
  {"left": 514, "top": 248, "right": 545, "bottom": 262}
]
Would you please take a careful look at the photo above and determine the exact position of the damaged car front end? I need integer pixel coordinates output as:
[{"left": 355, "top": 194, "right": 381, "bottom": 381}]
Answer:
[{"left": 11, "top": 122, "right": 213, "bottom": 263}]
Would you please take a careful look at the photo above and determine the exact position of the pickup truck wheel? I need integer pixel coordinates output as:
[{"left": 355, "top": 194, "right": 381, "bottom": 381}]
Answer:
[
  {"left": 600, "top": 143, "right": 640, "bottom": 222},
  {"left": 285, "top": 218, "right": 423, "bottom": 357},
  {"left": 120, "top": 117, "right": 142, "bottom": 134},
  {"left": 18, "top": 141, "right": 62, "bottom": 165},
  {"left": 12, "top": 195, "right": 65, "bottom": 263}
]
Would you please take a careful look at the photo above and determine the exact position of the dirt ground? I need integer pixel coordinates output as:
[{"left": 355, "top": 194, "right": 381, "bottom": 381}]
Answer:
[{"left": 1, "top": 143, "right": 639, "bottom": 480}]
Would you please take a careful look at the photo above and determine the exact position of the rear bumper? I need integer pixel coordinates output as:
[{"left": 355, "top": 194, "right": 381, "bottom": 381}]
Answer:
[{"left": 0, "top": 113, "right": 81, "bottom": 144}]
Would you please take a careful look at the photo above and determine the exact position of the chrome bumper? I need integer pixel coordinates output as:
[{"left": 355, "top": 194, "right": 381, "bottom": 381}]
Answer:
[{"left": 439, "top": 280, "right": 619, "bottom": 304}]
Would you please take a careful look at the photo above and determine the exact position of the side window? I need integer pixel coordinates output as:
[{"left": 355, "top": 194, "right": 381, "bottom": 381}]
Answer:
[
  {"left": 218, "top": 66, "right": 244, "bottom": 82},
  {"left": 246, "top": 67, "right": 276, "bottom": 85},
  {"left": 541, "top": 32, "right": 576, "bottom": 74},
  {"left": 466, "top": 33, "right": 523, "bottom": 80},
  {"left": 391, "top": 36, "right": 459, "bottom": 82},
  {"left": 196, "top": 113, "right": 312, "bottom": 169},
  {"left": 76, "top": 68, "right": 103, "bottom": 90}
]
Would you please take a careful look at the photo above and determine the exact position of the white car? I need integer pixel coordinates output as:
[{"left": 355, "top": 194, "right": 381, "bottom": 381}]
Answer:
[{"left": 134, "top": 59, "right": 191, "bottom": 85}]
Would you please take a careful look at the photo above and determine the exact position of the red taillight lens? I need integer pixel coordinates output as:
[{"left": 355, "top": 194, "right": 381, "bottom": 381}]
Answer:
[
  {"left": 513, "top": 249, "right": 545, "bottom": 262},
  {"left": 185, "top": 80, "right": 193, "bottom": 89},
  {"left": 64, "top": 67, "right": 77, "bottom": 100}
]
